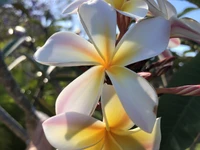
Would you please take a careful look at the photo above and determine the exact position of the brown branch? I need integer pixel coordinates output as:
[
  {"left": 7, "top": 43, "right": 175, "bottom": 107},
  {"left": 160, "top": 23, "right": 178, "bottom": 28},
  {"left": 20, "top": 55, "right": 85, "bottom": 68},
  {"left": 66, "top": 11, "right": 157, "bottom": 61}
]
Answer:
[
  {"left": 0, "top": 106, "right": 29, "bottom": 142},
  {"left": 0, "top": 51, "right": 38, "bottom": 137}
]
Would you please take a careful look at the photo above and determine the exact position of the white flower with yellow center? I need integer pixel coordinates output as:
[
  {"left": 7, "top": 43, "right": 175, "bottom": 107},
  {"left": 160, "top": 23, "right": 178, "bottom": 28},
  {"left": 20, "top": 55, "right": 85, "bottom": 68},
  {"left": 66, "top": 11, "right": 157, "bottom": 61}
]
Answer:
[{"left": 34, "top": 0, "right": 170, "bottom": 132}]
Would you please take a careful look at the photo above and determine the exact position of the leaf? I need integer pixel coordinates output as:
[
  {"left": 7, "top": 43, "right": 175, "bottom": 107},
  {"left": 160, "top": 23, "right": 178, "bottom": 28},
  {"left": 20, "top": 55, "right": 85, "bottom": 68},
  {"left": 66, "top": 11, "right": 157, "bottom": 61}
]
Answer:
[
  {"left": 158, "top": 52, "right": 200, "bottom": 150},
  {"left": 188, "top": 0, "right": 200, "bottom": 8},
  {"left": 178, "top": 7, "right": 200, "bottom": 18}
]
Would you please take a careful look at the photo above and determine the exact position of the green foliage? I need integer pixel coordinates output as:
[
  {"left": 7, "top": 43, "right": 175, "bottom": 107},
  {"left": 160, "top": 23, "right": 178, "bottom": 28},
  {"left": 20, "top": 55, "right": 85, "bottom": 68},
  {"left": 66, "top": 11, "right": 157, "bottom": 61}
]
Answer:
[
  {"left": 188, "top": 0, "right": 200, "bottom": 7},
  {"left": 178, "top": 7, "right": 200, "bottom": 18},
  {"left": 158, "top": 53, "right": 200, "bottom": 150}
]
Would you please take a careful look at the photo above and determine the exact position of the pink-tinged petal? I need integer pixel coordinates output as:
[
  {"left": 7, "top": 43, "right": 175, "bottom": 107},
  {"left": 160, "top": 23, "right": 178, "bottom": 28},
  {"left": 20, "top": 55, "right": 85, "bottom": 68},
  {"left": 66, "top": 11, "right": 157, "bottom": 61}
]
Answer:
[
  {"left": 42, "top": 112, "right": 105, "bottom": 150},
  {"left": 62, "top": 0, "right": 88, "bottom": 14},
  {"left": 168, "top": 38, "right": 180, "bottom": 48},
  {"left": 101, "top": 84, "right": 134, "bottom": 130},
  {"left": 170, "top": 17, "right": 200, "bottom": 44},
  {"left": 112, "top": 17, "right": 170, "bottom": 66},
  {"left": 119, "top": 0, "right": 148, "bottom": 19},
  {"left": 111, "top": 118, "right": 161, "bottom": 150},
  {"left": 34, "top": 32, "right": 104, "bottom": 67},
  {"left": 56, "top": 66, "right": 105, "bottom": 115},
  {"left": 78, "top": 0, "right": 116, "bottom": 63},
  {"left": 107, "top": 66, "right": 158, "bottom": 133}
]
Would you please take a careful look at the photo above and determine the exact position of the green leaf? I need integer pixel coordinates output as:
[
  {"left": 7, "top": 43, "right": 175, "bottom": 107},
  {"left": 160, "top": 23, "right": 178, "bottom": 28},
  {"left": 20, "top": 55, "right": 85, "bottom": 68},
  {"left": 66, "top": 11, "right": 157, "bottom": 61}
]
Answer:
[
  {"left": 188, "top": 0, "right": 200, "bottom": 8},
  {"left": 178, "top": 7, "right": 199, "bottom": 18},
  {"left": 158, "top": 53, "right": 200, "bottom": 150}
]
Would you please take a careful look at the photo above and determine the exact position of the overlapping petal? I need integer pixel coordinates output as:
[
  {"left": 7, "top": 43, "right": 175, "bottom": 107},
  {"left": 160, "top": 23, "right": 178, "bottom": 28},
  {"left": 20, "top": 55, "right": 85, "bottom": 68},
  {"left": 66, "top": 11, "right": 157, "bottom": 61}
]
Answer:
[
  {"left": 103, "top": 132, "right": 122, "bottom": 150},
  {"left": 42, "top": 112, "right": 105, "bottom": 150},
  {"left": 111, "top": 118, "right": 161, "bottom": 150},
  {"left": 101, "top": 84, "right": 134, "bottom": 130},
  {"left": 34, "top": 32, "right": 103, "bottom": 66},
  {"left": 171, "top": 17, "right": 200, "bottom": 43},
  {"left": 62, "top": 0, "right": 88, "bottom": 14},
  {"left": 107, "top": 66, "right": 158, "bottom": 132},
  {"left": 56, "top": 66, "right": 105, "bottom": 115},
  {"left": 112, "top": 17, "right": 170, "bottom": 66},
  {"left": 119, "top": 0, "right": 148, "bottom": 19},
  {"left": 78, "top": 0, "right": 116, "bottom": 63},
  {"left": 145, "top": 0, "right": 164, "bottom": 17}
]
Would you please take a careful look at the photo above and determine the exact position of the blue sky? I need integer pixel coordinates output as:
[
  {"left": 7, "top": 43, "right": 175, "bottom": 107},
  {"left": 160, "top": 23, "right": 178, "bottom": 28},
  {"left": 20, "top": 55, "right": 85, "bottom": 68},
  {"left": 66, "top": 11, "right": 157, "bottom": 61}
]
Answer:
[{"left": 169, "top": 0, "right": 200, "bottom": 21}]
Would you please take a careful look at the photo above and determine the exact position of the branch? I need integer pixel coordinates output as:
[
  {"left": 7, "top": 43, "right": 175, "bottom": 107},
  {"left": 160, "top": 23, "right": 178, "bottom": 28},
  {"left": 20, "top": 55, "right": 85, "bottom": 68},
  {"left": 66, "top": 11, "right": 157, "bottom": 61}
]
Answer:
[
  {"left": 156, "top": 85, "right": 200, "bottom": 96},
  {"left": 0, "top": 51, "right": 38, "bottom": 135},
  {"left": 0, "top": 106, "right": 28, "bottom": 142}
]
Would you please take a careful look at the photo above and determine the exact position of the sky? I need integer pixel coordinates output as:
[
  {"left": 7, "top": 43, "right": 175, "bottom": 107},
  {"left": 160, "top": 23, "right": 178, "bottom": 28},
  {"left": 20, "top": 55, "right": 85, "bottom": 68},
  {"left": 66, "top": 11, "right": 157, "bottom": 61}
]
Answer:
[{"left": 169, "top": 0, "right": 200, "bottom": 21}]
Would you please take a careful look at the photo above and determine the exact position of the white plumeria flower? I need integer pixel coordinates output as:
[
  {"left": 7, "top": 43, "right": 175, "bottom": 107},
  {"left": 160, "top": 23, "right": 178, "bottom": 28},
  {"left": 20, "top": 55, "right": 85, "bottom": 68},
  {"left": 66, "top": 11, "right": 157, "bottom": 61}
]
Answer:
[
  {"left": 63, "top": 0, "right": 149, "bottom": 19},
  {"left": 34, "top": 0, "right": 170, "bottom": 132},
  {"left": 146, "top": 0, "right": 200, "bottom": 43},
  {"left": 43, "top": 84, "right": 161, "bottom": 150}
]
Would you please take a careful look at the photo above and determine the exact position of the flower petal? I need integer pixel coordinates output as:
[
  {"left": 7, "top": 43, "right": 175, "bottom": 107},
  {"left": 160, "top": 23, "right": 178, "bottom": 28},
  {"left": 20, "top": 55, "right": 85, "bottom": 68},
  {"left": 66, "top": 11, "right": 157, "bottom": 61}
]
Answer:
[
  {"left": 43, "top": 112, "right": 105, "bottom": 150},
  {"left": 78, "top": 0, "right": 116, "bottom": 63},
  {"left": 145, "top": 0, "right": 164, "bottom": 17},
  {"left": 111, "top": 118, "right": 161, "bottom": 150},
  {"left": 62, "top": 0, "right": 88, "bottom": 14},
  {"left": 119, "top": 0, "right": 148, "bottom": 19},
  {"left": 164, "top": 0, "right": 177, "bottom": 18},
  {"left": 112, "top": 17, "right": 170, "bottom": 66},
  {"left": 105, "top": 0, "right": 124, "bottom": 9},
  {"left": 103, "top": 132, "right": 123, "bottom": 150},
  {"left": 56, "top": 66, "right": 105, "bottom": 115},
  {"left": 171, "top": 17, "right": 200, "bottom": 43},
  {"left": 157, "top": 0, "right": 167, "bottom": 17},
  {"left": 101, "top": 84, "right": 134, "bottom": 130},
  {"left": 34, "top": 32, "right": 103, "bottom": 66},
  {"left": 168, "top": 38, "right": 180, "bottom": 48},
  {"left": 84, "top": 139, "right": 104, "bottom": 150},
  {"left": 107, "top": 66, "right": 158, "bottom": 133}
]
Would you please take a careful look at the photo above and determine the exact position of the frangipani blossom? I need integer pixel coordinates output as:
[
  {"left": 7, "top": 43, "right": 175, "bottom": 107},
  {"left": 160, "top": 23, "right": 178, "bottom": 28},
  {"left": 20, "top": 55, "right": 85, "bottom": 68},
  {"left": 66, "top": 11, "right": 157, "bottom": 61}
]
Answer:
[
  {"left": 34, "top": 0, "right": 170, "bottom": 132},
  {"left": 63, "top": 0, "right": 149, "bottom": 19},
  {"left": 43, "top": 84, "right": 161, "bottom": 150},
  {"left": 146, "top": 0, "right": 200, "bottom": 43}
]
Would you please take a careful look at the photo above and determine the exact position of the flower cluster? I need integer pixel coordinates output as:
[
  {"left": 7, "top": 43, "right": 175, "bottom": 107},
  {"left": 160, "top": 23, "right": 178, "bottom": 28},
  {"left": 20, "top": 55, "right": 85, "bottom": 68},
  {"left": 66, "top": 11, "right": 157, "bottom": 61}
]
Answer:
[{"left": 33, "top": 0, "right": 200, "bottom": 149}]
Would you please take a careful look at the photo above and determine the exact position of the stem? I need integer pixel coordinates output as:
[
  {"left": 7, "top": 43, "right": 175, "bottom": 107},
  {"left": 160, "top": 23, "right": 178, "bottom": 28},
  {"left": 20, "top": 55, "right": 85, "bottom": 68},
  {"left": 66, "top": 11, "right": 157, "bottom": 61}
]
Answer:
[
  {"left": 0, "top": 106, "right": 29, "bottom": 143},
  {"left": 0, "top": 51, "right": 38, "bottom": 136}
]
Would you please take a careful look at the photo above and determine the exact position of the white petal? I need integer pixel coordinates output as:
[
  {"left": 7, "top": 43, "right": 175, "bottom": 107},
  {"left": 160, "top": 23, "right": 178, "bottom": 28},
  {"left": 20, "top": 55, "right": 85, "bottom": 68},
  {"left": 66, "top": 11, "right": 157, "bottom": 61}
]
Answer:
[
  {"left": 34, "top": 32, "right": 103, "bottom": 66},
  {"left": 112, "top": 17, "right": 170, "bottom": 66},
  {"left": 78, "top": 0, "right": 116, "bottom": 63},
  {"left": 62, "top": 0, "right": 88, "bottom": 14},
  {"left": 171, "top": 17, "right": 200, "bottom": 43},
  {"left": 165, "top": 0, "right": 177, "bottom": 18},
  {"left": 43, "top": 112, "right": 105, "bottom": 150},
  {"left": 56, "top": 66, "right": 105, "bottom": 115},
  {"left": 145, "top": 0, "right": 164, "bottom": 17},
  {"left": 119, "top": 0, "right": 148, "bottom": 19},
  {"left": 107, "top": 66, "right": 158, "bottom": 132},
  {"left": 101, "top": 84, "right": 134, "bottom": 130}
]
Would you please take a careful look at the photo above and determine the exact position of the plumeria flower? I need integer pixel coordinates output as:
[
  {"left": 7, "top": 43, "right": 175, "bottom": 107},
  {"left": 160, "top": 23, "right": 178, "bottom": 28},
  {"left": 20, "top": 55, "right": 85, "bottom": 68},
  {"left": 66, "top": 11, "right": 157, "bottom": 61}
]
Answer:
[
  {"left": 145, "top": 0, "right": 200, "bottom": 43},
  {"left": 42, "top": 84, "right": 161, "bottom": 150},
  {"left": 63, "top": 0, "right": 149, "bottom": 19},
  {"left": 34, "top": 0, "right": 170, "bottom": 132}
]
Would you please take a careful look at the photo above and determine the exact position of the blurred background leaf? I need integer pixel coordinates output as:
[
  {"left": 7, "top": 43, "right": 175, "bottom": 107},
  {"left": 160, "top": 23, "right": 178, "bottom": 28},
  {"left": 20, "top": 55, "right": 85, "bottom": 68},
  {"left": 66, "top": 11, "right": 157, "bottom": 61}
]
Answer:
[{"left": 158, "top": 53, "right": 200, "bottom": 150}]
